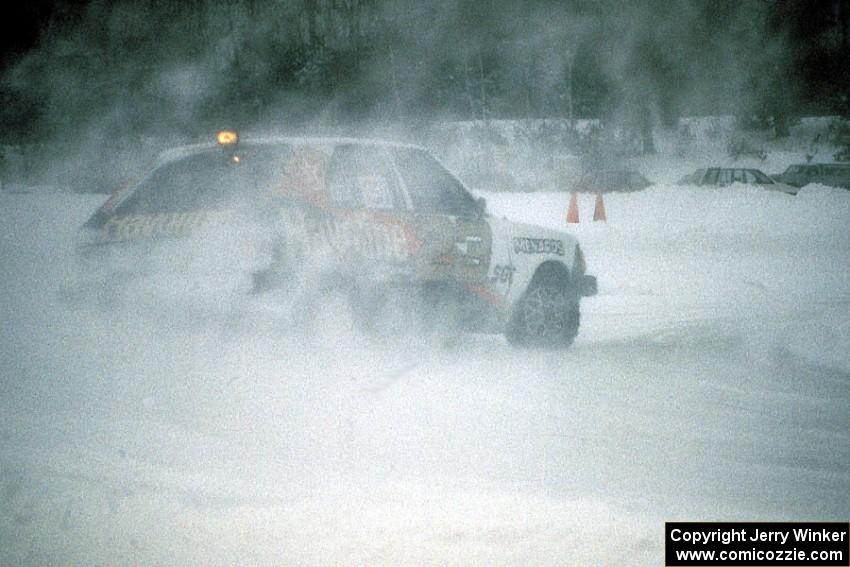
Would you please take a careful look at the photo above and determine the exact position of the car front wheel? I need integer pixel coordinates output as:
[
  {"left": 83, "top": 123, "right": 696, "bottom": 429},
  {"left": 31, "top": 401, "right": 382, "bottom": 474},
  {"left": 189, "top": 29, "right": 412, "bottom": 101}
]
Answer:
[{"left": 506, "top": 280, "right": 580, "bottom": 348}]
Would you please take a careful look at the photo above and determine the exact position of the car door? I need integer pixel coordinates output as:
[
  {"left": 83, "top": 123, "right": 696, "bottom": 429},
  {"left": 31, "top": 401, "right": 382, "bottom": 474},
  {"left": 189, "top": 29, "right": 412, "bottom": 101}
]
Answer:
[
  {"left": 315, "top": 144, "right": 419, "bottom": 278},
  {"left": 390, "top": 147, "right": 492, "bottom": 284}
]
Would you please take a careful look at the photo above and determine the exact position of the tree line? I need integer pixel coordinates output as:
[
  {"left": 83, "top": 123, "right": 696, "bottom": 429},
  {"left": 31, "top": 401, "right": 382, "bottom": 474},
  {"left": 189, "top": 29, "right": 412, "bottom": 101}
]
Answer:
[{"left": 1, "top": 0, "right": 849, "bottom": 147}]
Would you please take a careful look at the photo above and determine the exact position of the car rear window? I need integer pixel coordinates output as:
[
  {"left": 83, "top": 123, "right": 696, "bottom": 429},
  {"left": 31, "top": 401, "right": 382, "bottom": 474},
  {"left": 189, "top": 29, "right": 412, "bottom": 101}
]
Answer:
[
  {"left": 115, "top": 145, "right": 295, "bottom": 214},
  {"left": 113, "top": 143, "right": 405, "bottom": 216}
]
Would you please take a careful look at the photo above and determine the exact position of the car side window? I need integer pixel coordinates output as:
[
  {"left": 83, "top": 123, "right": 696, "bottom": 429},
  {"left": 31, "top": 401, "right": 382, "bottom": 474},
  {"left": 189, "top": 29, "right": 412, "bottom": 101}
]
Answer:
[
  {"left": 703, "top": 169, "right": 719, "bottom": 184},
  {"left": 326, "top": 145, "right": 402, "bottom": 210},
  {"left": 732, "top": 169, "right": 745, "bottom": 183},
  {"left": 393, "top": 148, "right": 477, "bottom": 216}
]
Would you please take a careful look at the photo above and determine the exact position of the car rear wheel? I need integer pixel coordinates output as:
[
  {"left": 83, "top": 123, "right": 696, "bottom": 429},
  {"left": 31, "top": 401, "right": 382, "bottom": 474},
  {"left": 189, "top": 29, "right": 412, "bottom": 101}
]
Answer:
[{"left": 506, "top": 279, "right": 580, "bottom": 348}]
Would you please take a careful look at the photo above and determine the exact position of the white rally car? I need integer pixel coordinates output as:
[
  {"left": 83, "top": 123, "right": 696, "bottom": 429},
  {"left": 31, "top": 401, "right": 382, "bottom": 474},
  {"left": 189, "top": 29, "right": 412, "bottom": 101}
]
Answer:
[{"left": 77, "top": 132, "right": 596, "bottom": 347}]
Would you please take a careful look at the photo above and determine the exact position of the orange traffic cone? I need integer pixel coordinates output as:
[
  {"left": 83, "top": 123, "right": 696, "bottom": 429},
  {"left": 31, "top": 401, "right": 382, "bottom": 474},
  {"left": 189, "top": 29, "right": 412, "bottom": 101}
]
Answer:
[
  {"left": 593, "top": 193, "right": 606, "bottom": 222},
  {"left": 566, "top": 192, "right": 579, "bottom": 223}
]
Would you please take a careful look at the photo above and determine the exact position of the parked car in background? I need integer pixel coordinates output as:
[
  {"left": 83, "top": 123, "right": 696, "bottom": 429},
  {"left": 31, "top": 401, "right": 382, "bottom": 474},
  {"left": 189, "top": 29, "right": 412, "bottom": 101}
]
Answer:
[
  {"left": 771, "top": 163, "right": 850, "bottom": 189},
  {"left": 677, "top": 167, "right": 797, "bottom": 194}
]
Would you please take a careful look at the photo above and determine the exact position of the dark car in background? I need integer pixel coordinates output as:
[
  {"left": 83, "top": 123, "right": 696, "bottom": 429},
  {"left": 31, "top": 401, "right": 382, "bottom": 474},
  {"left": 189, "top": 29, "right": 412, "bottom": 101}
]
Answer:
[
  {"left": 677, "top": 167, "right": 797, "bottom": 194},
  {"left": 771, "top": 163, "right": 850, "bottom": 189}
]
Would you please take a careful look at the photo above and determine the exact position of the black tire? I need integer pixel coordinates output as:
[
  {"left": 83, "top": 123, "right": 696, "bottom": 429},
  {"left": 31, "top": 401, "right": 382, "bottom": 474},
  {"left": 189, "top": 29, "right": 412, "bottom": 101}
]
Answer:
[{"left": 506, "top": 278, "right": 580, "bottom": 348}]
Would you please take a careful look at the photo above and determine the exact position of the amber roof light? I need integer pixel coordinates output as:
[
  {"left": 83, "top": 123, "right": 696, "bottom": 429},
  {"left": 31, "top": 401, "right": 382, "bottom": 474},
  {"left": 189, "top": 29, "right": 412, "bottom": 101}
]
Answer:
[{"left": 216, "top": 130, "right": 239, "bottom": 146}]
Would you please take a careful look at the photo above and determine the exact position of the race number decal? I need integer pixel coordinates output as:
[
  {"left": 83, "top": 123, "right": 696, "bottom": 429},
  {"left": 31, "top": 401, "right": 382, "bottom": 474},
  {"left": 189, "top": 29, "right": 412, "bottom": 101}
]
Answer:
[{"left": 512, "top": 237, "right": 565, "bottom": 256}]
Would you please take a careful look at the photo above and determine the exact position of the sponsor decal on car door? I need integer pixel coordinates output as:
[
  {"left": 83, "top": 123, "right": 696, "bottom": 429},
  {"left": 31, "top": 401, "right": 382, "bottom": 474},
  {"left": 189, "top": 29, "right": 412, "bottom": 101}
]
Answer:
[{"left": 272, "top": 143, "right": 420, "bottom": 277}]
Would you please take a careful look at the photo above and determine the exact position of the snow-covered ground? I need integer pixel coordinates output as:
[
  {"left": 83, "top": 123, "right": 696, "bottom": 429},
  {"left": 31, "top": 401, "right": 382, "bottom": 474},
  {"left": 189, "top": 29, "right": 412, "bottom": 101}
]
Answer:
[{"left": 1, "top": 165, "right": 849, "bottom": 564}]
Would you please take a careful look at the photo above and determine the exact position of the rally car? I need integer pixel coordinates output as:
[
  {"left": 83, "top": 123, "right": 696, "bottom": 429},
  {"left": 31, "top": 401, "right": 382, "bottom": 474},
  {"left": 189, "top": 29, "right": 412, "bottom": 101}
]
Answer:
[{"left": 76, "top": 132, "right": 596, "bottom": 347}]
